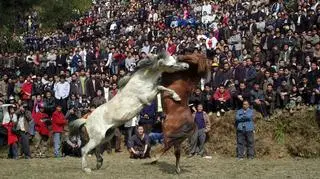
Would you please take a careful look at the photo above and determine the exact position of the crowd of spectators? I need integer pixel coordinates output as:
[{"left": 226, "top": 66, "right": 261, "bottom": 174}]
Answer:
[{"left": 0, "top": 0, "right": 319, "bottom": 159}]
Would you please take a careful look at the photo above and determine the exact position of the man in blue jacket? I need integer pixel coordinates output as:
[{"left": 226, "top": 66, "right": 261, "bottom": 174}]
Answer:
[{"left": 235, "top": 100, "right": 255, "bottom": 159}]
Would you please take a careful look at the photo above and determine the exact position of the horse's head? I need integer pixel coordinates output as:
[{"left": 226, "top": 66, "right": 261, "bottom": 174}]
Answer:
[
  {"left": 156, "top": 53, "right": 189, "bottom": 73},
  {"left": 177, "top": 53, "right": 210, "bottom": 77}
]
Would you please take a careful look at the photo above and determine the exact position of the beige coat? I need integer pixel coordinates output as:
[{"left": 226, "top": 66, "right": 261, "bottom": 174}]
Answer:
[
  {"left": 192, "top": 111, "right": 211, "bottom": 132},
  {"left": 0, "top": 80, "right": 8, "bottom": 99}
]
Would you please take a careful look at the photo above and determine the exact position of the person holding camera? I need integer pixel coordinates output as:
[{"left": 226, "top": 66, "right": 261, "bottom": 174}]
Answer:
[
  {"left": 15, "top": 103, "right": 32, "bottom": 159},
  {"left": 235, "top": 100, "right": 255, "bottom": 160}
]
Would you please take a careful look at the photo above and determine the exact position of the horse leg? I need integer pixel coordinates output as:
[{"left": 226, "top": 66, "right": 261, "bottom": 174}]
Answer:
[
  {"left": 95, "top": 128, "right": 115, "bottom": 170},
  {"left": 157, "top": 86, "right": 181, "bottom": 101},
  {"left": 174, "top": 144, "right": 182, "bottom": 174},
  {"left": 151, "top": 140, "right": 173, "bottom": 164},
  {"left": 81, "top": 139, "right": 99, "bottom": 173},
  {"left": 80, "top": 126, "right": 104, "bottom": 172},
  {"left": 95, "top": 144, "right": 103, "bottom": 170}
]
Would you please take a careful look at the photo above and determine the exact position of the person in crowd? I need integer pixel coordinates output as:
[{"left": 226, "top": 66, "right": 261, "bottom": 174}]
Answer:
[
  {"left": 0, "top": 99, "right": 6, "bottom": 146},
  {"left": 189, "top": 104, "right": 211, "bottom": 158},
  {"left": 86, "top": 73, "right": 102, "bottom": 99},
  {"left": 311, "top": 77, "right": 320, "bottom": 105},
  {"left": 52, "top": 105, "right": 67, "bottom": 157},
  {"left": 128, "top": 126, "right": 150, "bottom": 159},
  {"left": 287, "top": 85, "right": 302, "bottom": 114},
  {"left": 250, "top": 83, "right": 269, "bottom": 120},
  {"left": 70, "top": 74, "right": 83, "bottom": 97},
  {"left": 189, "top": 87, "right": 205, "bottom": 112},
  {"left": 54, "top": 74, "right": 70, "bottom": 113},
  {"left": 299, "top": 76, "right": 312, "bottom": 106},
  {"left": 21, "top": 76, "right": 33, "bottom": 109},
  {"left": 139, "top": 114, "right": 154, "bottom": 134},
  {"left": 202, "top": 84, "right": 214, "bottom": 114},
  {"left": 235, "top": 100, "right": 254, "bottom": 160},
  {"left": 149, "top": 114, "right": 164, "bottom": 145},
  {"left": 277, "top": 80, "right": 290, "bottom": 109},
  {"left": 1, "top": 104, "right": 18, "bottom": 159},
  {"left": 124, "top": 116, "right": 138, "bottom": 148},
  {"left": 108, "top": 83, "right": 118, "bottom": 100},
  {"left": 92, "top": 89, "right": 106, "bottom": 107},
  {"left": 234, "top": 82, "right": 251, "bottom": 109},
  {"left": 15, "top": 103, "right": 32, "bottom": 159},
  {"left": 67, "top": 93, "right": 81, "bottom": 110},
  {"left": 43, "top": 90, "right": 55, "bottom": 116},
  {"left": 62, "top": 134, "right": 81, "bottom": 157},
  {"left": 213, "top": 84, "right": 231, "bottom": 117},
  {"left": 0, "top": 74, "right": 8, "bottom": 100},
  {"left": 65, "top": 107, "right": 81, "bottom": 123},
  {"left": 33, "top": 104, "right": 50, "bottom": 158},
  {"left": 264, "top": 84, "right": 276, "bottom": 116}
]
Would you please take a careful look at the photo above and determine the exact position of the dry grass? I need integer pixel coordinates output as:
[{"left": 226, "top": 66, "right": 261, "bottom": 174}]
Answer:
[
  {"left": 206, "top": 107, "right": 320, "bottom": 159},
  {"left": 0, "top": 153, "right": 320, "bottom": 179}
]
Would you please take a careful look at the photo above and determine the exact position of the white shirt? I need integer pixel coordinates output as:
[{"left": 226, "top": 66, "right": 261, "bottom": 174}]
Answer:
[
  {"left": 124, "top": 116, "right": 139, "bottom": 127},
  {"left": 202, "top": 4, "right": 212, "bottom": 15},
  {"left": 141, "top": 45, "right": 150, "bottom": 54},
  {"left": 206, "top": 37, "right": 218, "bottom": 49},
  {"left": 17, "top": 116, "right": 25, "bottom": 131},
  {"left": 110, "top": 22, "right": 117, "bottom": 31},
  {"left": 104, "top": 87, "right": 109, "bottom": 102},
  {"left": 1, "top": 104, "right": 17, "bottom": 124},
  {"left": 54, "top": 81, "right": 70, "bottom": 99}
]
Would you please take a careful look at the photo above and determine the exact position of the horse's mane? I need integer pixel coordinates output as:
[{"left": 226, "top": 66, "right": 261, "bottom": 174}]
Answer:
[{"left": 177, "top": 53, "right": 210, "bottom": 77}]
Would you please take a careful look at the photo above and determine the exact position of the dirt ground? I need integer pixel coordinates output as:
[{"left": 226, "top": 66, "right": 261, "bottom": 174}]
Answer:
[{"left": 0, "top": 152, "right": 319, "bottom": 179}]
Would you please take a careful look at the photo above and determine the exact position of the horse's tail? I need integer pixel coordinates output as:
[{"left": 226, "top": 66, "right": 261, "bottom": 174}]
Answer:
[{"left": 68, "top": 118, "right": 87, "bottom": 136}]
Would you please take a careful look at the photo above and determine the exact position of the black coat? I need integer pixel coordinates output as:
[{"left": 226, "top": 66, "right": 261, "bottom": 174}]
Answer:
[
  {"left": 56, "top": 54, "right": 67, "bottom": 68},
  {"left": 85, "top": 78, "right": 102, "bottom": 99}
]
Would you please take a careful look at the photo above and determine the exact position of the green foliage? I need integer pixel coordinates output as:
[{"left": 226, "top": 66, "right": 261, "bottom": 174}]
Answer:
[
  {"left": 0, "top": 0, "right": 91, "bottom": 52},
  {"left": 0, "top": 0, "right": 40, "bottom": 28},
  {"left": 39, "top": 0, "right": 91, "bottom": 29},
  {"left": 0, "top": 27, "right": 24, "bottom": 53},
  {"left": 0, "top": 0, "right": 91, "bottom": 30},
  {"left": 274, "top": 121, "right": 286, "bottom": 144}
]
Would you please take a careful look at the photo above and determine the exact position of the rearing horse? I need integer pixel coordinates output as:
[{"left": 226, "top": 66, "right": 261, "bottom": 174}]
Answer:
[
  {"left": 151, "top": 53, "right": 210, "bottom": 173},
  {"left": 69, "top": 53, "right": 189, "bottom": 172}
]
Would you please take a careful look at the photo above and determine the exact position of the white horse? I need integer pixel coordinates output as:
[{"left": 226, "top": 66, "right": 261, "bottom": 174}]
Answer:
[{"left": 69, "top": 53, "right": 189, "bottom": 172}]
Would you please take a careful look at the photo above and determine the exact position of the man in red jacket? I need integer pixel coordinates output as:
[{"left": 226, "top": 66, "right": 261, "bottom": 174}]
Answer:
[
  {"left": 213, "top": 84, "right": 231, "bottom": 117},
  {"left": 33, "top": 105, "right": 50, "bottom": 157},
  {"left": 52, "top": 105, "right": 67, "bottom": 157}
]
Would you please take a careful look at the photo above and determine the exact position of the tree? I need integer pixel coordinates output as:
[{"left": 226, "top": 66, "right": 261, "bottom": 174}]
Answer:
[
  {"left": 39, "top": 0, "right": 92, "bottom": 29},
  {"left": 0, "top": 0, "right": 91, "bottom": 31}
]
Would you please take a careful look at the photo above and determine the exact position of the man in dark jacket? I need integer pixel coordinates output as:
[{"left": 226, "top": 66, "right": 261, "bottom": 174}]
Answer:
[
  {"left": 128, "top": 126, "right": 150, "bottom": 159},
  {"left": 250, "top": 83, "right": 268, "bottom": 119},
  {"left": 86, "top": 73, "right": 102, "bottom": 99}
]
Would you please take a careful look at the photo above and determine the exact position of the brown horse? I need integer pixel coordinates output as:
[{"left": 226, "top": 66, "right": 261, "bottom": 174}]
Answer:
[{"left": 151, "top": 53, "right": 210, "bottom": 173}]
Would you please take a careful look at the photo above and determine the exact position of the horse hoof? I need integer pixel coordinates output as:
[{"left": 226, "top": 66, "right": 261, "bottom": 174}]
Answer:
[
  {"left": 83, "top": 168, "right": 92, "bottom": 173},
  {"left": 150, "top": 158, "right": 158, "bottom": 165},
  {"left": 173, "top": 95, "right": 181, "bottom": 101},
  {"left": 175, "top": 168, "right": 181, "bottom": 174},
  {"left": 96, "top": 161, "right": 103, "bottom": 170}
]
